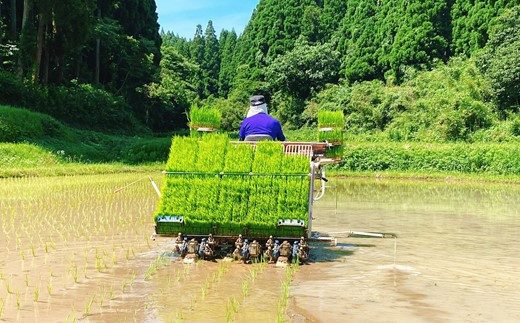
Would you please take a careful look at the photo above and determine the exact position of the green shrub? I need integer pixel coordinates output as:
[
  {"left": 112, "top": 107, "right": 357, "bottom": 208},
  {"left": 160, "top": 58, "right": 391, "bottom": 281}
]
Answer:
[
  {"left": 309, "top": 58, "right": 501, "bottom": 142},
  {"left": 0, "top": 70, "right": 26, "bottom": 106},
  {"left": 123, "top": 137, "right": 171, "bottom": 164},
  {"left": 510, "top": 115, "right": 520, "bottom": 136},
  {"left": 476, "top": 6, "right": 520, "bottom": 113},
  {"left": 283, "top": 128, "right": 318, "bottom": 142},
  {"left": 205, "top": 97, "right": 246, "bottom": 131},
  {"left": 0, "top": 71, "right": 144, "bottom": 134},
  {"left": 336, "top": 142, "right": 520, "bottom": 175}
]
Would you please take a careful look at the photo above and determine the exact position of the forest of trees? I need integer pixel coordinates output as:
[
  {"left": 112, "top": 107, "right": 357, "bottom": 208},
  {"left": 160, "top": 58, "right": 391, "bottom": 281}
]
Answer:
[
  {"left": 1, "top": 0, "right": 519, "bottom": 142},
  {"left": 0, "top": 0, "right": 166, "bottom": 133}
]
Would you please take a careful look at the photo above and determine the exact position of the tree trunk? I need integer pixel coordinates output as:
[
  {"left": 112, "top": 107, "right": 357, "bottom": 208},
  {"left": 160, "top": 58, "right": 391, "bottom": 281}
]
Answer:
[
  {"left": 94, "top": 7, "right": 100, "bottom": 86},
  {"left": 9, "top": 0, "right": 16, "bottom": 41},
  {"left": 56, "top": 54, "right": 64, "bottom": 84},
  {"left": 42, "top": 27, "right": 49, "bottom": 85},
  {"left": 20, "top": 0, "right": 29, "bottom": 31},
  {"left": 0, "top": 0, "right": 3, "bottom": 65},
  {"left": 33, "top": 14, "right": 44, "bottom": 83},
  {"left": 17, "top": 0, "right": 31, "bottom": 79}
]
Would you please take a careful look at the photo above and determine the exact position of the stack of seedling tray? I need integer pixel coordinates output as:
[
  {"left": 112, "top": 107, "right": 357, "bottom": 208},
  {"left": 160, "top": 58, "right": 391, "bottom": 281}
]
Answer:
[
  {"left": 318, "top": 110, "right": 345, "bottom": 160},
  {"left": 188, "top": 105, "right": 222, "bottom": 137},
  {"left": 155, "top": 135, "right": 311, "bottom": 238}
]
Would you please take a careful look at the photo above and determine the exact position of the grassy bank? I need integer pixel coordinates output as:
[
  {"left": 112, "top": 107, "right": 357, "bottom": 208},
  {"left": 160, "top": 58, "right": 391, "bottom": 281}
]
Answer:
[
  {"left": 3, "top": 105, "right": 520, "bottom": 182},
  {"left": 1, "top": 105, "right": 174, "bottom": 163},
  {"left": 0, "top": 161, "right": 164, "bottom": 178},
  {"left": 0, "top": 142, "right": 164, "bottom": 178},
  {"left": 0, "top": 106, "right": 170, "bottom": 178},
  {"left": 4, "top": 141, "right": 520, "bottom": 184}
]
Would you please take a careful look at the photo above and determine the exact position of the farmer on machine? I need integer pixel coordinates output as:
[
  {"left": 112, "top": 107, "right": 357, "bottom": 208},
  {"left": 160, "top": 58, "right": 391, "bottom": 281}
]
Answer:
[{"left": 239, "top": 95, "right": 286, "bottom": 141}]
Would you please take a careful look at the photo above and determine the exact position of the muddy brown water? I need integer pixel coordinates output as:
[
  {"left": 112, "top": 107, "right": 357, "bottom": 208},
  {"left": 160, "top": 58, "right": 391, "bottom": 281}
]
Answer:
[{"left": 1, "top": 175, "right": 519, "bottom": 322}]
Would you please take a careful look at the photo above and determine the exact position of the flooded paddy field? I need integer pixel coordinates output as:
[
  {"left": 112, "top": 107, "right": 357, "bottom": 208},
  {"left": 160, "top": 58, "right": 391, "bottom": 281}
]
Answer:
[{"left": 1, "top": 174, "right": 519, "bottom": 322}]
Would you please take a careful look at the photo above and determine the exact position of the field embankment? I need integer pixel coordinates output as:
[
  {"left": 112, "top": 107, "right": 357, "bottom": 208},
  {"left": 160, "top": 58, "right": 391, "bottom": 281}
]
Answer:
[
  {"left": 329, "top": 142, "right": 520, "bottom": 183},
  {"left": 0, "top": 104, "right": 172, "bottom": 165},
  {"left": 0, "top": 141, "right": 162, "bottom": 177},
  {"left": 2, "top": 105, "right": 520, "bottom": 182},
  {"left": 0, "top": 160, "right": 163, "bottom": 178}
]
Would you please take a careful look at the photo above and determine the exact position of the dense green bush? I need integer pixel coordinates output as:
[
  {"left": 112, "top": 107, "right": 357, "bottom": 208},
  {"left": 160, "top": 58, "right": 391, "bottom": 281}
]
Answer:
[
  {"left": 0, "top": 70, "right": 27, "bottom": 106},
  {"left": 122, "top": 137, "right": 171, "bottom": 164},
  {"left": 476, "top": 6, "right": 520, "bottom": 114},
  {"left": 203, "top": 97, "right": 247, "bottom": 131},
  {"left": 336, "top": 142, "right": 520, "bottom": 175},
  {"left": 266, "top": 38, "right": 341, "bottom": 127},
  {"left": 310, "top": 58, "right": 500, "bottom": 142}
]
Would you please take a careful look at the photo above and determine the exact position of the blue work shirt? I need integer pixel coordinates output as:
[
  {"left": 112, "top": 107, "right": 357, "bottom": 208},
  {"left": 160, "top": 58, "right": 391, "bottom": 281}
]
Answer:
[{"left": 239, "top": 113, "right": 286, "bottom": 141}]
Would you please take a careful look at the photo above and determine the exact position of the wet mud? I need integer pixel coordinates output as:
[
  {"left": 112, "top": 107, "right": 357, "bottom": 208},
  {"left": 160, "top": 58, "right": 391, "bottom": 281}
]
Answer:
[
  {"left": 288, "top": 179, "right": 520, "bottom": 323},
  {"left": 1, "top": 175, "right": 519, "bottom": 322}
]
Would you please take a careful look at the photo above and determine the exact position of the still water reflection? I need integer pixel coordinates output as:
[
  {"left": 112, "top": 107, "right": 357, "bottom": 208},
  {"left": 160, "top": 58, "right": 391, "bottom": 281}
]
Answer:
[{"left": 291, "top": 178, "right": 520, "bottom": 323}]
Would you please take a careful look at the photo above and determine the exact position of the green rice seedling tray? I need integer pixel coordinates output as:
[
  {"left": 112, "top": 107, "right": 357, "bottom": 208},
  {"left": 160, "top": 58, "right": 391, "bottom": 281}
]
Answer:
[
  {"left": 318, "top": 129, "right": 344, "bottom": 144},
  {"left": 155, "top": 136, "right": 312, "bottom": 238},
  {"left": 156, "top": 222, "right": 183, "bottom": 235},
  {"left": 318, "top": 110, "right": 345, "bottom": 144},
  {"left": 189, "top": 105, "right": 222, "bottom": 130},
  {"left": 318, "top": 110, "right": 344, "bottom": 129},
  {"left": 275, "top": 226, "right": 306, "bottom": 238},
  {"left": 325, "top": 145, "right": 344, "bottom": 158},
  {"left": 156, "top": 222, "right": 216, "bottom": 235}
]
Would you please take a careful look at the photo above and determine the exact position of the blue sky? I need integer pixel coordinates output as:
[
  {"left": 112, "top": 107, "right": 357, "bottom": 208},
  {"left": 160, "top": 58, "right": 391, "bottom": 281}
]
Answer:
[{"left": 155, "top": 0, "right": 260, "bottom": 39}]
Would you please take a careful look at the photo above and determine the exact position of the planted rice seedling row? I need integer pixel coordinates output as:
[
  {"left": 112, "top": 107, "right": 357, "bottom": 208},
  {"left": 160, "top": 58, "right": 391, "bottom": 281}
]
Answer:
[{"left": 0, "top": 174, "right": 159, "bottom": 321}]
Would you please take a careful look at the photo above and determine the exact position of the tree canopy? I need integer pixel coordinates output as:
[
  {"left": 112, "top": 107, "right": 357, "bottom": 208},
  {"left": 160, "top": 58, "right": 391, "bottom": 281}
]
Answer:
[{"left": 1, "top": 0, "right": 519, "bottom": 138}]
